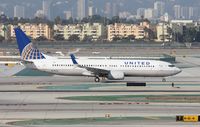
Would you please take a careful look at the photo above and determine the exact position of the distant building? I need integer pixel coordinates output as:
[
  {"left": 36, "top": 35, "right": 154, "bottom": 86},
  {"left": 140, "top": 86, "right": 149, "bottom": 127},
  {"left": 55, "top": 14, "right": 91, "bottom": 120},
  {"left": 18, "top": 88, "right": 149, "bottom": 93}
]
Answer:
[
  {"left": 104, "top": 2, "right": 119, "bottom": 18},
  {"left": 112, "top": 3, "right": 119, "bottom": 17},
  {"left": 10, "top": 23, "right": 51, "bottom": 39},
  {"left": 160, "top": 13, "right": 170, "bottom": 22},
  {"left": 107, "top": 23, "right": 146, "bottom": 41},
  {"left": 119, "top": 11, "right": 131, "bottom": 19},
  {"left": 34, "top": 10, "right": 45, "bottom": 18},
  {"left": 174, "top": 5, "right": 181, "bottom": 19},
  {"left": 88, "top": 6, "right": 94, "bottom": 17},
  {"left": 179, "top": 6, "right": 197, "bottom": 20},
  {"left": 181, "top": 7, "right": 189, "bottom": 19},
  {"left": 188, "top": 7, "right": 194, "bottom": 19},
  {"left": 154, "top": 1, "right": 165, "bottom": 18},
  {"left": 156, "top": 23, "right": 171, "bottom": 42},
  {"left": 137, "top": 8, "right": 145, "bottom": 19},
  {"left": 144, "top": 8, "right": 155, "bottom": 20},
  {"left": 43, "top": 0, "right": 51, "bottom": 19},
  {"left": 104, "top": 2, "right": 112, "bottom": 18},
  {"left": 191, "top": 7, "right": 199, "bottom": 20},
  {"left": 65, "top": 24, "right": 82, "bottom": 40},
  {"left": 88, "top": 0, "right": 94, "bottom": 16},
  {"left": 77, "top": 0, "right": 86, "bottom": 20},
  {"left": 171, "top": 20, "right": 193, "bottom": 24},
  {"left": 64, "top": 11, "right": 72, "bottom": 20},
  {"left": 82, "top": 23, "right": 105, "bottom": 41},
  {"left": 170, "top": 20, "right": 194, "bottom": 35},
  {"left": 0, "top": 24, "right": 7, "bottom": 39},
  {"left": 54, "top": 23, "right": 104, "bottom": 41},
  {"left": 14, "top": 5, "right": 25, "bottom": 19}
]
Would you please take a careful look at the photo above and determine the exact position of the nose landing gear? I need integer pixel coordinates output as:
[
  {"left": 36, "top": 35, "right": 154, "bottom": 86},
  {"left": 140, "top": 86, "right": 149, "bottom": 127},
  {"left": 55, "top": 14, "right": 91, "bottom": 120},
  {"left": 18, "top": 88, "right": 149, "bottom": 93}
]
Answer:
[{"left": 94, "top": 76, "right": 100, "bottom": 82}]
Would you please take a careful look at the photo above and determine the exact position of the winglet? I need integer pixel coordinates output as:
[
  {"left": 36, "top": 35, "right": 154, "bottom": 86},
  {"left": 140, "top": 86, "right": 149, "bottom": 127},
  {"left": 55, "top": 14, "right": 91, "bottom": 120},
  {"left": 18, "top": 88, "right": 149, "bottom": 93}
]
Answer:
[{"left": 70, "top": 54, "right": 78, "bottom": 64}]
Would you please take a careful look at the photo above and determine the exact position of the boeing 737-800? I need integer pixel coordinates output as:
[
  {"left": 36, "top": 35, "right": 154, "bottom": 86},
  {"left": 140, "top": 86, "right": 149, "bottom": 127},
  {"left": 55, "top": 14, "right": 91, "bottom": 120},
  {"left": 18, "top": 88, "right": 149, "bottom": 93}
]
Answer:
[{"left": 14, "top": 27, "right": 181, "bottom": 82}]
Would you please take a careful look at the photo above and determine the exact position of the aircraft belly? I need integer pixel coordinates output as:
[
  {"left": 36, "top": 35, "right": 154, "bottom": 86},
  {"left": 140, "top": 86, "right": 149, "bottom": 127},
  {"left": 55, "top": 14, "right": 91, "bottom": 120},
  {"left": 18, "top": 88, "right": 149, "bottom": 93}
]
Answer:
[{"left": 44, "top": 69, "right": 84, "bottom": 76}]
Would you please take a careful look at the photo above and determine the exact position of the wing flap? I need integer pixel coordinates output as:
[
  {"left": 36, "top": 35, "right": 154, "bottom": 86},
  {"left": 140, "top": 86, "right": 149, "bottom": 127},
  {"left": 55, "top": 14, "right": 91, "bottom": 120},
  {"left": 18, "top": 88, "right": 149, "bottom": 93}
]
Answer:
[
  {"left": 81, "top": 66, "right": 109, "bottom": 75},
  {"left": 70, "top": 54, "right": 109, "bottom": 75}
]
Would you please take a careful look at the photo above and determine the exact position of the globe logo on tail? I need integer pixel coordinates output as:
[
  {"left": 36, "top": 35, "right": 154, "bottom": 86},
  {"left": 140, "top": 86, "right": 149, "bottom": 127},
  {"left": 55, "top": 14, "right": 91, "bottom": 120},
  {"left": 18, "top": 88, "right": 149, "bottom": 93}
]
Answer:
[
  {"left": 21, "top": 43, "right": 45, "bottom": 60},
  {"left": 14, "top": 27, "right": 45, "bottom": 60}
]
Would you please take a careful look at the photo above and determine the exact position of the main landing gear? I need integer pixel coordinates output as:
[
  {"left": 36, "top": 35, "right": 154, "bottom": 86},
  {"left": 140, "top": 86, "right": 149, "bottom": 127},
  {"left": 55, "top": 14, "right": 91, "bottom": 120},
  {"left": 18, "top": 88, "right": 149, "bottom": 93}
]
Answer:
[{"left": 94, "top": 76, "right": 100, "bottom": 82}]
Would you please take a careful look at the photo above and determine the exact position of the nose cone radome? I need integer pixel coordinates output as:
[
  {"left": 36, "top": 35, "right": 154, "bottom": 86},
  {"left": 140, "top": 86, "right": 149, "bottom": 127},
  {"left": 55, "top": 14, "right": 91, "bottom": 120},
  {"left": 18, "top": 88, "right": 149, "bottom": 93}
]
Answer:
[{"left": 174, "top": 67, "right": 182, "bottom": 75}]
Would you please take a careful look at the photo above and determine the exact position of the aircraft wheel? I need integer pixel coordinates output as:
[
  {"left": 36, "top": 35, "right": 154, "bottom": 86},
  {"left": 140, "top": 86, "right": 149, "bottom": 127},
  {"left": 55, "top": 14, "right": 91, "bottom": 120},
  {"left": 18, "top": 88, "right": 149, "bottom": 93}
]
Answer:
[
  {"left": 102, "top": 77, "right": 106, "bottom": 81},
  {"left": 162, "top": 78, "right": 166, "bottom": 82},
  {"left": 95, "top": 77, "right": 100, "bottom": 82}
]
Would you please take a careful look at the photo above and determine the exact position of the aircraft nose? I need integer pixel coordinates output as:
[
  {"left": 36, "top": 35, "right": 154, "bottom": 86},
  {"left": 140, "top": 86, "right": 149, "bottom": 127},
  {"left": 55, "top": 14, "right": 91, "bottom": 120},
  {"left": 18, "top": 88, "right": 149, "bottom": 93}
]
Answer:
[{"left": 175, "top": 67, "right": 182, "bottom": 74}]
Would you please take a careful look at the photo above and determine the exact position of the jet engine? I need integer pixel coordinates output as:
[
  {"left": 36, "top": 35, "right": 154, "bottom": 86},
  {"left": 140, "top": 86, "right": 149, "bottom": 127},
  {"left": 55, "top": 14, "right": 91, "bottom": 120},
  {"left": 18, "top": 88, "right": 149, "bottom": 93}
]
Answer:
[{"left": 107, "top": 71, "right": 124, "bottom": 80}]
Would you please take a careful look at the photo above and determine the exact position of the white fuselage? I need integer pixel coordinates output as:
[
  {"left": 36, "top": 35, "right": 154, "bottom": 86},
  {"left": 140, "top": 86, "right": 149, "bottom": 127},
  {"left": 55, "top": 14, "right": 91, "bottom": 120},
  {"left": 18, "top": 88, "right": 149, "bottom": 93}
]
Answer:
[{"left": 26, "top": 57, "right": 181, "bottom": 78}]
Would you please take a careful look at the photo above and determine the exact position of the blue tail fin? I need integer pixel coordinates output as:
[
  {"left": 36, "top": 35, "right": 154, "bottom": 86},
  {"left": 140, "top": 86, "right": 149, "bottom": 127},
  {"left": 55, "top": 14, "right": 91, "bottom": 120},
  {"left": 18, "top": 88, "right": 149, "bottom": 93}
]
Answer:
[
  {"left": 14, "top": 27, "right": 45, "bottom": 60},
  {"left": 14, "top": 27, "right": 31, "bottom": 55}
]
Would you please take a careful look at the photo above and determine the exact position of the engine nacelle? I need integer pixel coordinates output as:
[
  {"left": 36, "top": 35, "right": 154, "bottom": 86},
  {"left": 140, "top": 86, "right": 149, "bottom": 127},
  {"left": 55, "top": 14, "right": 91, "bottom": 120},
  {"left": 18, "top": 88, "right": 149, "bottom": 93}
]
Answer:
[{"left": 107, "top": 71, "right": 124, "bottom": 80}]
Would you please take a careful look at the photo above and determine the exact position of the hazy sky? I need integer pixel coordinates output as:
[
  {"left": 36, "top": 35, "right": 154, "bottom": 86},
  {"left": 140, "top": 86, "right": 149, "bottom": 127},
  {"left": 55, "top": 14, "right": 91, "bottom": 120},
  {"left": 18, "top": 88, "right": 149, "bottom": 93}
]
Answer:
[{"left": 1, "top": 0, "right": 200, "bottom": 19}]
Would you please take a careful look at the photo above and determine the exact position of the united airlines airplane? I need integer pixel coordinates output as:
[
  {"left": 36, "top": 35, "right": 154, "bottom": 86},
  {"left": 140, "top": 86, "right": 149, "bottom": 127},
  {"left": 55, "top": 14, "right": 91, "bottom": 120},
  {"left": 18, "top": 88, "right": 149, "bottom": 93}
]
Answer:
[{"left": 14, "top": 27, "right": 181, "bottom": 82}]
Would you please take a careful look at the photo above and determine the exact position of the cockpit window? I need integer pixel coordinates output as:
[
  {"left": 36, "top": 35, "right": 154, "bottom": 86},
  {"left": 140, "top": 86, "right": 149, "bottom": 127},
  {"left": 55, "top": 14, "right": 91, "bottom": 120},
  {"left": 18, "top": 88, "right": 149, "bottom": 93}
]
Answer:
[{"left": 168, "top": 65, "right": 175, "bottom": 67}]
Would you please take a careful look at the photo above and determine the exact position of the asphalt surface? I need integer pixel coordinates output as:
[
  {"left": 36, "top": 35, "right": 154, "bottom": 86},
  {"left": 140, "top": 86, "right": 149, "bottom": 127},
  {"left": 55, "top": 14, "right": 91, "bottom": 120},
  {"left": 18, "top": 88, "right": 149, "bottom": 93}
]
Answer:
[
  {"left": 0, "top": 71, "right": 200, "bottom": 126},
  {"left": 1, "top": 47, "right": 200, "bottom": 126},
  {"left": 0, "top": 98, "right": 200, "bottom": 126}
]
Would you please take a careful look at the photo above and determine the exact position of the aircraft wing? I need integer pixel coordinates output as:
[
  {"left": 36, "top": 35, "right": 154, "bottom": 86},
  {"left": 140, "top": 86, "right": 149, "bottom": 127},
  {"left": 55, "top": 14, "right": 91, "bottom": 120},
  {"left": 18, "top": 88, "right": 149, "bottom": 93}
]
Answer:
[
  {"left": 79, "top": 65, "right": 109, "bottom": 75},
  {"left": 70, "top": 54, "right": 109, "bottom": 75}
]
